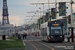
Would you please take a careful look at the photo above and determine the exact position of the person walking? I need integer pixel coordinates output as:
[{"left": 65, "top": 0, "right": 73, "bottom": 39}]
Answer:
[
  {"left": 23, "top": 32, "right": 27, "bottom": 40},
  {"left": 18, "top": 34, "right": 21, "bottom": 40},
  {"left": 23, "top": 32, "right": 25, "bottom": 40},
  {"left": 25, "top": 33, "right": 27, "bottom": 39}
]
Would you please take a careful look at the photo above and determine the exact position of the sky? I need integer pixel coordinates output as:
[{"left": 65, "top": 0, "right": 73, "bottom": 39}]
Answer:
[{"left": 0, "top": 0, "right": 75, "bottom": 26}]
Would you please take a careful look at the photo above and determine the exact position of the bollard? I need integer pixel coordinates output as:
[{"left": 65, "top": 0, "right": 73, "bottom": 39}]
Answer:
[{"left": 2, "top": 35, "right": 6, "bottom": 40}]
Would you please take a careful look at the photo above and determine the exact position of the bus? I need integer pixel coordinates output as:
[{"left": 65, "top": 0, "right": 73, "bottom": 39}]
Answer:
[{"left": 40, "top": 21, "right": 64, "bottom": 42}]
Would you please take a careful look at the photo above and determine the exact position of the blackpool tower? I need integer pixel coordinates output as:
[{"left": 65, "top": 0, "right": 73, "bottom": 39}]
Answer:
[{"left": 2, "top": 0, "right": 9, "bottom": 25}]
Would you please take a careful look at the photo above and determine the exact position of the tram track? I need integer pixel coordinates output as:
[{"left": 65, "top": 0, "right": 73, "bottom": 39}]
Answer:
[
  {"left": 36, "top": 41, "right": 54, "bottom": 50},
  {"left": 26, "top": 37, "right": 54, "bottom": 50},
  {"left": 24, "top": 36, "right": 75, "bottom": 50},
  {"left": 51, "top": 42, "right": 75, "bottom": 46},
  {"left": 27, "top": 40, "right": 38, "bottom": 50},
  {"left": 27, "top": 36, "right": 74, "bottom": 46},
  {"left": 38, "top": 41, "right": 75, "bottom": 50}
]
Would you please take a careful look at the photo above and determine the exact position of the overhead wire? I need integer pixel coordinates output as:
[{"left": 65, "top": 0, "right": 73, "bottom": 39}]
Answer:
[
  {"left": 27, "top": 0, "right": 74, "bottom": 24},
  {"left": 58, "top": 0, "right": 71, "bottom": 15},
  {"left": 28, "top": 0, "right": 40, "bottom": 24}
]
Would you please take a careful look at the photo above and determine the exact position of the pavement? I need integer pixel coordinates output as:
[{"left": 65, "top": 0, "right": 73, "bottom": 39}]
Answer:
[
  {"left": 65, "top": 38, "right": 75, "bottom": 42},
  {"left": 23, "top": 40, "right": 36, "bottom": 50}
]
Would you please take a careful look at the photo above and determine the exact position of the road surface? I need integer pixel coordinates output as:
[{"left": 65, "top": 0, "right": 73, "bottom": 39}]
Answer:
[{"left": 23, "top": 36, "right": 75, "bottom": 50}]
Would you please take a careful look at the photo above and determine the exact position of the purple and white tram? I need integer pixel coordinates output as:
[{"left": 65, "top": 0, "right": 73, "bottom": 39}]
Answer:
[{"left": 40, "top": 21, "right": 64, "bottom": 42}]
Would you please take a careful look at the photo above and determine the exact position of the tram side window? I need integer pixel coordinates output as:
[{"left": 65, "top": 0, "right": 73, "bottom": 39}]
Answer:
[{"left": 51, "top": 27, "right": 62, "bottom": 35}]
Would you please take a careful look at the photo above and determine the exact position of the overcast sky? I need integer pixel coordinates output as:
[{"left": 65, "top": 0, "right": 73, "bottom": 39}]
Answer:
[{"left": 0, "top": 0, "right": 75, "bottom": 26}]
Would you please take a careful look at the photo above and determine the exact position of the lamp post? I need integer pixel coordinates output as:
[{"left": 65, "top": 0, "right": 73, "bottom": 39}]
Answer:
[
  {"left": 71, "top": 0, "right": 74, "bottom": 42},
  {"left": 48, "top": 0, "right": 51, "bottom": 21},
  {"left": 39, "top": 7, "right": 41, "bottom": 18},
  {"left": 55, "top": 0, "right": 57, "bottom": 20},
  {"left": 48, "top": 0, "right": 50, "bottom": 9}
]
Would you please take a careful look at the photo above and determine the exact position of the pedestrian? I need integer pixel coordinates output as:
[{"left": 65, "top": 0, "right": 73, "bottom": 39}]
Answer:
[
  {"left": 67, "top": 29, "right": 71, "bottom": 42},
  {"left": 23, "top": 32, "right": 27, "bottom": 40},
  {"left": 23, "top": 32, "right": 25, "bottom": 40},
  {"left": 18, "top": 34, "right": 21, "bottom": 40},
  {"left": 25, "top": 33, "right": 27, "bottom": 39},
  {"left": 35, "top": 34, "right": 37, "bottom": 37}
]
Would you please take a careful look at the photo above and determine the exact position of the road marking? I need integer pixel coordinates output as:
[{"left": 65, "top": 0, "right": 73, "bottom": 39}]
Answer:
[
  {"left": 37, "top": 42, "right": 54, "bottom": 50},
  {"left": 27, "top": 40, "right": 38, "bottom": 50},
  {"left": 53, "top": 43, "right": 70, "bottom": 47},
  {"left": 26, "top": 37, "right": 54, "bottom": 50},
  {"left": 23, "top": 39, "right": 41, "bottom": 41}
]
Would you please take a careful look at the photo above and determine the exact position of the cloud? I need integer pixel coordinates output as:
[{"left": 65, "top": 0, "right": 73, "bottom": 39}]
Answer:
[
  {"left": 7, "top": 0, "right": 34, "bottom": 6},
  {"left": 0, "top": 12, "right": 2, "bottom": 21},
  {"left": 73, "top": 5, "right": 75, "bottom": 8},
  {"left": 0, "top": 12, "right": 2, "bottom": 14},
  {"left": 0, "top": 0, "right": 75, "bottom": 26},
  {"left": 9, "top": 15, "right": 24, "bottom": 26},
  {"left": 0, "top": 16, "right": 2, "bottom": 19},
  {"left": 72, "top": 5, "right": 75, "bottom": 12}
]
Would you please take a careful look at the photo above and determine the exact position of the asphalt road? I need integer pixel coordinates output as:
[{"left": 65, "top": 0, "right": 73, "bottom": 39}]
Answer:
[{"left": 23, "top": 36, "right": 75, "bottom": 50}]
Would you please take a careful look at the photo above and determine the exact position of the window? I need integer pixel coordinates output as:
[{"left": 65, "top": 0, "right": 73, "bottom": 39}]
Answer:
[
  {"left": 50, "top": 27, "right": 62, "bottom": 35},
  {"left": 4, "top": 0, "right": 6, "bottom": 1}
]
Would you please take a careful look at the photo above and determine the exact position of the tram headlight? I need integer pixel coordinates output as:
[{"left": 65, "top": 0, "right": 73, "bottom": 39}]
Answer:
[
  {"left": 60, "top": 36, "right": 62, "bottom": 37},
  {"left": 51, "top": 36, "right": 53, "bottom": 38}
]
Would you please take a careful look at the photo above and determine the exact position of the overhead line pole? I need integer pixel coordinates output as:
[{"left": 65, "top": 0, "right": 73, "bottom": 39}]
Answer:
[
  {"left": 71, "top": 0, "right": 74, "bottom": 42},
  {"left": 39, "top": 7, "right": 41, "bottom": 18},
  {"left": 55, "top": 0, "right": 57, "bottom": 20},
  {"left": 48, "top": 0, "right": 51, "bottom": 21},
  {"left": 48, "top": 0, "right": 50, "bottom": 9}
]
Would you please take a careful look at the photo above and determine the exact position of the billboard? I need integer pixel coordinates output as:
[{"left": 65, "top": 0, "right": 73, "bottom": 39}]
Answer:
[
  {"left": 45, "top": 12, "right": 50, "bottom": 22},
  {"left": 59, "top": 2, "right": 66, "bottom": 16},
  {"left": 42, "top": 15, "right": 46, "bottom": 23},
  {"left": 40, "top": 18, "right": 43, "bottom": 24},
  {"left": 51, "top": 8, "right": 56, "bottom": 19}
]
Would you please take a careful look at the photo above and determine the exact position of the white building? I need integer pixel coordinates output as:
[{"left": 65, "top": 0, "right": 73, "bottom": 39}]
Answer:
[{"left": 0, "top": 24, "right": 14, "bottom": 35}]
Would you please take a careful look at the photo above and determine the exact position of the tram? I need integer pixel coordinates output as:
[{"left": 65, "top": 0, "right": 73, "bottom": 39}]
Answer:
[{"left": 40, "top": 21, "right": 64, "bottom": 42}]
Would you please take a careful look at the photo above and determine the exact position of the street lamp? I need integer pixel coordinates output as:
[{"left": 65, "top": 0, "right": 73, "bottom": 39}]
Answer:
[
  {"left": 71, "top": 0, "right": 74, "bottom": 42},
  {"left": 55, "top": 0, "right": 57, "bottom": 20}
]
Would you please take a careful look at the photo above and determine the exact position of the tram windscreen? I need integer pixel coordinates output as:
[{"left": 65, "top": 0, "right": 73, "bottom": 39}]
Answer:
[{"left": 51, "top": 27, "right": 62, "bottom": 35}]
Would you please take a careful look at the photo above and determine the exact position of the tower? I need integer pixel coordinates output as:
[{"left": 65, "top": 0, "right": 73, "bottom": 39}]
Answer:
[{"left": 2, "top": 0, "right": 9, "bottom": 25}]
